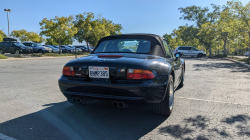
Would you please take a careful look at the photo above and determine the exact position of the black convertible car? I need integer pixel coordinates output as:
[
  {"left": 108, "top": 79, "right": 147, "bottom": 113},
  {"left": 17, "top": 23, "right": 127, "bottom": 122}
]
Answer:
[{"left": 58, "top": 34, "right": 185, "bottom": 115}]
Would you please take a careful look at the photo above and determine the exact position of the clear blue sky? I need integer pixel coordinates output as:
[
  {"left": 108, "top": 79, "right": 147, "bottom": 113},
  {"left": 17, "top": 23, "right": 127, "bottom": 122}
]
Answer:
[{"left": 0, "top": 0, "right": 248, "bottom": 45}]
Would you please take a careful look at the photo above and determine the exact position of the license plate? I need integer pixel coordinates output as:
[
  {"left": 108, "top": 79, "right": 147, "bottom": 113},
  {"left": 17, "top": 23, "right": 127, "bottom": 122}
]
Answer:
[{"left": 89, "top": 66, "right": 109, "bottom": 78}]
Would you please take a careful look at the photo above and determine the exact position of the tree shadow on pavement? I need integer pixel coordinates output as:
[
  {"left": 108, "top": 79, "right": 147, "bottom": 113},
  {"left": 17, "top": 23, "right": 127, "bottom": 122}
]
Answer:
[
  {"left": 0, "top": 100, "right": 168, "bottom": 140},
  {"left": 193, "top": 62, "right": 250, "bottom": 73},
  {"left": 158, "top": 115, "right": 250, "bottom": 139}
]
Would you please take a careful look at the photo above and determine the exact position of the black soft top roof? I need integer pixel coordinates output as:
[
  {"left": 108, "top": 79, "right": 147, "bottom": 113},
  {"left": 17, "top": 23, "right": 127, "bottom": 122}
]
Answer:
[
  {"left": 94, "top": 34, "right": 165, "bottom": 57},
  {"left": 3, "top": 38, "right": 17, "bottom": 42}
]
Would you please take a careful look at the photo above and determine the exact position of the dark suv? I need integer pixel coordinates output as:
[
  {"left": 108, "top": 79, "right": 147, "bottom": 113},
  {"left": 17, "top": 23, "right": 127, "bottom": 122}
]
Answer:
[{"left": 0, "top": 38, "right": 33, "bottom": 54}]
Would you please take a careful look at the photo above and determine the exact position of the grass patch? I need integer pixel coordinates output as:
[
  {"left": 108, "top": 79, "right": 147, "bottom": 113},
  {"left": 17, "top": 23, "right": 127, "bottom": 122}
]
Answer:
[
  {"left": 228, "top": 57, "right": 250, "bottom": 65},
  {"left": 209, "top": 54, "right": 227, "bottom": 58},
  {"left": 238, "top": 58, "right": 250, "bottom": 65},
  {"left": 0, "top": 54, "right": 8, "bottom": 59},
  {"left": 13, "top": 55, "right": 23, "bottom": 58},
  {"left": 30, "top": 54, "right": 42, "bottom": 57},
  {"left": 42, "top": 52, "right": 90, "bottom": 57}
]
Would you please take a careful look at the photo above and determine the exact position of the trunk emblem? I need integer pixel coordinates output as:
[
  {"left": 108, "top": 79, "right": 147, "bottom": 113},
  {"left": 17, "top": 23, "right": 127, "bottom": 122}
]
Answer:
[{"left": 98, "top": 59, "right": 105, "bottom": 62}]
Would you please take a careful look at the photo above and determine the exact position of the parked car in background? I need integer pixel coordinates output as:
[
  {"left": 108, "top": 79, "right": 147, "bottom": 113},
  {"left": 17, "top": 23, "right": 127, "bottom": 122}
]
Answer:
[
  {"left": 68, "top": 45, "right": 82, "bottom": 53},
  {"left": 244, "top": 51, "right": 249, "bottom": 56},
  {"left": 74, "top": 45, "right": 87, "bottom": 52},
  {"left": 58, "top": 34, "right": 185, "bottom": 116},
  {"left": 23, "top": 42, "right": 49, "bottom": 53},
  {"left": 60, "top": 45, "right": 72, "bottom": 53},
  {"left": 0, "top": 38, "right": 33, "bottom": 54},
  {"left": 44, "top": 45, "right": 60, "bottom": 53},
  {"left": 173, "top": 46, "right": 206, "bottom": 58},
  {"left": 51, "top": 45, "right": 67, "bottom": 53}
]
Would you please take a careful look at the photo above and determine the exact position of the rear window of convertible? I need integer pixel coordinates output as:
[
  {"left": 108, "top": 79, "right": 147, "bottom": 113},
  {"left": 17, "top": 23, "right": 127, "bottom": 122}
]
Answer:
[{"left": 93, "top": 39, "right": 151, "bottom": 53}]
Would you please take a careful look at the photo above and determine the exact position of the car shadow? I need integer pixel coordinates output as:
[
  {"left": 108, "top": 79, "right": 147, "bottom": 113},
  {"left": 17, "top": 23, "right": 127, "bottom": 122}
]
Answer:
[{"left": 0, "top": 100, "right": 168, "bottom": 140}]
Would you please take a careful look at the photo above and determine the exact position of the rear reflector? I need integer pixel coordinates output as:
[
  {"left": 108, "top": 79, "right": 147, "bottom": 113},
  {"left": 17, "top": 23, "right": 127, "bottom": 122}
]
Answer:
[
  {"left": 98, "top": 55, "right": 123, "bottom": 58},
  {"left": 127, "top": 69, "right": 155, "bottom": 79},
  {"left": 63, "top": 66, "right": 75, "bottom": 76}
]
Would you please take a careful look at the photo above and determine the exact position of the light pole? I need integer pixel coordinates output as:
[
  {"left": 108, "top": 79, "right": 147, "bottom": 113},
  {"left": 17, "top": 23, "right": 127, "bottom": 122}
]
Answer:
[{"left": 4, "top": 9, "right": 11, "bottom": 37}]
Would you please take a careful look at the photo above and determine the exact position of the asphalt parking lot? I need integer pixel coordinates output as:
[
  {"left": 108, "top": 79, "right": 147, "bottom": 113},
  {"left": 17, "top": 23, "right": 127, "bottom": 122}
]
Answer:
[{"left": 0, "top": 57, "right": 250, "bottom": 140}]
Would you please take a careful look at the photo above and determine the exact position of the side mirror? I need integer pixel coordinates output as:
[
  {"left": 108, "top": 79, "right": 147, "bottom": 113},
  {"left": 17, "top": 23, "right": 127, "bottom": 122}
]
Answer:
[
  {"left": 175, "top": 53, "right": 180, "bottom": 58},
  {"left": 174, "top": 53, "right": 182, "bottom": 61}
]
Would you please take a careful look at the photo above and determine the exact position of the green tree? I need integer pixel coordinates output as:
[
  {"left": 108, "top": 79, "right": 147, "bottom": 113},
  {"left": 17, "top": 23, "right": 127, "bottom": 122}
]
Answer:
[
  {"left": 73, "top": 12, "right": 122, "bottom": 50},
  {"left": 198, "top": 22, "right": 217, "bottom": 56},
  {"left": 11, "top": 29, "right": 44, "bottom": 43},
  {"left": 0, "top": 30, "right": 7, "bottom": 42},
  {"left": 39, "top": 15, "right": 77, "bottom": 53},
  {"left": 227, "top": 1, "right": 250, "bottom": 58}
]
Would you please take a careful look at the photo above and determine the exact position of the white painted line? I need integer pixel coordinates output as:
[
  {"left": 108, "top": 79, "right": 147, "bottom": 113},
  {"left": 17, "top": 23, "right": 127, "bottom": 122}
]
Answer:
[
  {"left": 176, "top": 96, "right": 250, "bottom": 106},
  {"left": 0, "top": 133, "right": 17, "bottom": 140}
]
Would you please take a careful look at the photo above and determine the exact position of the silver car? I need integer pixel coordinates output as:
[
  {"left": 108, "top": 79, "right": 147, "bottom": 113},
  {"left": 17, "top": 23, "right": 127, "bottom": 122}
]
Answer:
[
  {"left": 244, "top": 51, "right": 249, "bottom": 56},
  {"left": 173, "top": 46, "right": 206, "bottom": 58}
]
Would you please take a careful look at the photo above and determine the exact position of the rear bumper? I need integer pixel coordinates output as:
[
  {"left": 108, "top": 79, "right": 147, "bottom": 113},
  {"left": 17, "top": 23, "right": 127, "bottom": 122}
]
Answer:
[{"left": 58, "top": 76, "right": 167, "bottom": 103}]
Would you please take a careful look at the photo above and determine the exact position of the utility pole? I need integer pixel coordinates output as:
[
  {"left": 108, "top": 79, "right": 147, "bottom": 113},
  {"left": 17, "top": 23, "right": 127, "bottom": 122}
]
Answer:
[{"left": 4, "top": 9, "right": 11, "bottom": 37}]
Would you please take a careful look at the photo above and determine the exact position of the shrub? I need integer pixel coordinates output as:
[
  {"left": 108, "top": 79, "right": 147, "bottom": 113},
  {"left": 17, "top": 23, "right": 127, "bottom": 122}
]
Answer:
[{"left": 0, "top": 54, "right": 8, "bottom": 59}]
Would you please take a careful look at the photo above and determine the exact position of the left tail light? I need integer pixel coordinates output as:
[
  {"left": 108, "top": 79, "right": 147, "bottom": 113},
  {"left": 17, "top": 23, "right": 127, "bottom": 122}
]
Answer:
[
  {"left": 127, "top": 69, "right": 155, "bottom": 79},
  {"left": 63, "top": 66, "right": 75, "bottom": 76}
]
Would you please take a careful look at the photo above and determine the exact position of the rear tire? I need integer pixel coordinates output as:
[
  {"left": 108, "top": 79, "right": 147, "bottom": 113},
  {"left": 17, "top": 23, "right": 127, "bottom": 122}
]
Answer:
[
  {"left": 179, "top": 68, "right": 184, "bottom": 88},
  {"left": 197, "top": 53, "right": 203, "bottom": 58},
  {"left": 38, "top": 49, "right": 43, "bottom": 53},
  {"left": 153, "top": 75, "right": 174, "bottom": 116},
  {"left": 15, "top": 50, "right": 20, "bottom": 55}
]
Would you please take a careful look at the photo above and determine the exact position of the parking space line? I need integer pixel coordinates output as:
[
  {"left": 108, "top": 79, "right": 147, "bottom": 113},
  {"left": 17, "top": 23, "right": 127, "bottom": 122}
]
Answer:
[
  {"left": 0, "top": 133, "right": 17, "bottom": 140},
  {"left": 176, "top": 96, "right": 250, "bottom": 106}
]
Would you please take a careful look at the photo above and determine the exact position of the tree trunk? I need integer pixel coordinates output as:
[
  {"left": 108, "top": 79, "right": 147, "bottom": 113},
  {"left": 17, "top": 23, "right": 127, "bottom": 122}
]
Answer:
[
  {"left": 209, "top": 39, "right": 212, "bottom": 56},
  {"left": 223, "top": 32, "right": 228, "bottom": 55},
  {"left": 248, "top": 32, "right": 250, "bottom": 58},
  {"left": 87, "top": 42, "right": 89, "bottom": 52},
  {"left": 59, "top": 37, "right": 61, "bottom": 54}
]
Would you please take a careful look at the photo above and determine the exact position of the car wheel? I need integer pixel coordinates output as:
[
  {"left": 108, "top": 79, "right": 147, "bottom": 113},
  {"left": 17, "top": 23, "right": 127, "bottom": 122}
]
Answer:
[
  {"left": 0, "top": 50, "right": 4, "bottom": 54},
  {"left": 153, "top": 75, "right": 174, "bottom": 116},
  {"left": 197, "top": 53, "right": 203, "bottom": 58},
  {"left": 38, "top": 49, "right": 43, "bottom": 53},
  {"left": 15, "top": 50, "right": 20, "bottom": 55},
  {"left": 68, "top": 50, "right": 71, "bottom": 53},
  {"left": 178, "top": 68, "right": 184, "bottom": 88}
]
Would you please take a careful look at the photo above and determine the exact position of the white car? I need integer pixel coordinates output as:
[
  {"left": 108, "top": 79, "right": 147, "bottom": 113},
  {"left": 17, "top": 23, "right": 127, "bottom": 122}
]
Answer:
[
  {"left": 244, "top": 51, "right": 249, "bottom": 56},
  {"left": 42, "top": 45, "right": 52, "bottom": 53},
  {"left": 173, "top": 46, "right": 206, "bottom": 58}
]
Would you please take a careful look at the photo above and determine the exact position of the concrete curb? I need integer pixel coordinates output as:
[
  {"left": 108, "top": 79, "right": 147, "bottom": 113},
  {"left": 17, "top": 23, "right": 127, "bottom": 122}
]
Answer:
[
  {"left": 0, "top": 55, "right": 87, "bottom": 61},
  {"left": 223, "top": 58, "right": 250, "bottom": 70}
]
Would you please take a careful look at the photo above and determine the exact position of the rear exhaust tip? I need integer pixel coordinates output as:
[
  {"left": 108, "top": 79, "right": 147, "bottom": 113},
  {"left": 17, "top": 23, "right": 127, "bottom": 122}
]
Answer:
[
  {"left": 76, "top": 98, "right": 82, "bottom": 103},
  {"left": 118, "top": 102, "right": 128, "bottom": 108},
  {"left": 112, "top": 101, "right": 118, "bottom": 107},
  {"left": 72, "top": 97, "right": 77, "bottom": 103}
]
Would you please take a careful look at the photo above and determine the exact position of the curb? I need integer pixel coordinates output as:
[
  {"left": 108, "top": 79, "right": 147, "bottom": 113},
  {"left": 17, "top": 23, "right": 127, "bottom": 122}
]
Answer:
[
  {"left": 223, "top": 58, "right": 250, "bottom": 70},
  {"left": 0, "top": 55, "right": 87, "bottom": 61}
]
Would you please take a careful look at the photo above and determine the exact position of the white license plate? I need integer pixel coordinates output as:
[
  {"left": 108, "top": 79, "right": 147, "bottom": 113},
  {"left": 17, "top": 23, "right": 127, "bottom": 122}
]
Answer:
[{"left": 89, "top": 66, "right": 109, "bottom": 78}]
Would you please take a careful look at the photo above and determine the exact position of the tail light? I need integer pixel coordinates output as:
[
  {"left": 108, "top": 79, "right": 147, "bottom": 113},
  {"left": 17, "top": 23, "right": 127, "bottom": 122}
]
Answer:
[
  {"left": 63, "top": 66, "right": 75, "bottom": 76},
  {"left": 127, "top": 69, "right": 155, "bottom": 79},
  {"left": 175, "top": 50, "right": 178, "bottom": 52}
]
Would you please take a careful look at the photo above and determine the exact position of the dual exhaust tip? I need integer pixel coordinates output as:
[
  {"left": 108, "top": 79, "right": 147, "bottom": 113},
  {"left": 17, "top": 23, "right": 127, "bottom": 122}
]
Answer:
[
  {"left": 73, "top": 97, "right": 128, "bottom": 108},
  {"left": 72, "top": 97, "right": 82, "bottom": 104},
  {"left": 112, "top": 101, "right": 128, "bottom": 108}
]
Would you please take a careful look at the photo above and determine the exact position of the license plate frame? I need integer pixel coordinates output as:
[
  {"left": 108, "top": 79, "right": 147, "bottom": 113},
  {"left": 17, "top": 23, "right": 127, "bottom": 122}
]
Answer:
[{"left": 88, "top": 66, "right": 109, "bottom": 79}]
